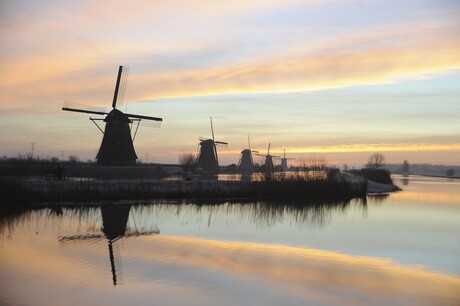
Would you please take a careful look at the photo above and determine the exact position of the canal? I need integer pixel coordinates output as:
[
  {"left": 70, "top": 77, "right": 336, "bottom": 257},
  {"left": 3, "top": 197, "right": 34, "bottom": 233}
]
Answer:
[{"left": 1, "top": 175, "right": 459, "bottom": 305}]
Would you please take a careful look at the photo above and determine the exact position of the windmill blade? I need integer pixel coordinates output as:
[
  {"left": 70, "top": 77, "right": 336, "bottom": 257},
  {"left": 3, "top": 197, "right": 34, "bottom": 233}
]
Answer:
[
  {"left": 63, "top": 107, "right": 108, "bottom": 116},
  {"left": 62, "top": 101, "right": 108, "bottom": 116},
  {"left": 58, "top": 229, "right": 159, "bottom": 243},
  {"left": 117, "top": 66, "right": 130, "bottom": 112},
  {"left": 63, "top": 101, "right": 107, "bottom": 114},
  {"left": 267, "top": 143, "right": 271, "bottom": 155},
  {"left": 210, "top": 116, "right": 215, "bottom": 142},
  {"left": 248, "top": 135, "right": 251, "bottom": 150},
  {"left": 138, "top": 120, "right": 162, "bottom": 128},
  {"left": 251, "top": 150, "right": 259, "bottom": 153},
  {"left": 58, "top": 234, "right": 104, "bottom": 242},
  {"left": 214, "top": 142, "right": 219, "bottom": 165},
  {"left": 255, "top": 153, "right": 265, "bottom": 157},
  {"left": 125, "top": 113, "right": 162, "bottom": 121},
  {"left": 112, "top": 66, "right": 123, "bottom": 109},
  {"left": 215, "top": 141, "right": 228, "bottom": 145},
  {"left": 272, "top": 155, "right": 281, "bottom": 159}
]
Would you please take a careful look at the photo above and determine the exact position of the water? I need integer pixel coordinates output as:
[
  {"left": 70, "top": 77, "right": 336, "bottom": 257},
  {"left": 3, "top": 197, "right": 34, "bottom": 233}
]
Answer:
[{"left": 1, "top": 175, "right": 459, "bottom": 305}]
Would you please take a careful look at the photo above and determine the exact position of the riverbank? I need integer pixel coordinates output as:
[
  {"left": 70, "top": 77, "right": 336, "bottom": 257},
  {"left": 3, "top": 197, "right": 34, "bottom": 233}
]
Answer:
[
  {"left": 367, "top": 180, "right": 400, "bottom": 193},
  {"left": 0, "top": 176, "right": 367, "bottom": 205}
]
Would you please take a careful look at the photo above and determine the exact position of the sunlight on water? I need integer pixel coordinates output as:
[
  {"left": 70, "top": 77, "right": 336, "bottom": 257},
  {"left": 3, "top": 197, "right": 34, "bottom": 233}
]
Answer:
[{"left": 1, "top": 175, "right": 459, "bottom": 305}]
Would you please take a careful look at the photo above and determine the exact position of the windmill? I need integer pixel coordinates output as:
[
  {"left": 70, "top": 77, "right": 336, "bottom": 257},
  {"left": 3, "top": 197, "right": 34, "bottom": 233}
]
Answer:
[
  {"left": 256, "top": 143, "right": 280, "bottom": 173},
  {"left": 62, "top": 66, "right": 162, "bottom": 166},
  {"left": 238, "top": 135, "right": 258, "bottom": 172},
  {"left": 196, "top": 117, "right": 228, "bottom": 172},
  {"left": 280, "top": 148, "right": 295, "bottom": 171},
  {"left": 58, "top": 204, "right": 159, "bottom": 286}
]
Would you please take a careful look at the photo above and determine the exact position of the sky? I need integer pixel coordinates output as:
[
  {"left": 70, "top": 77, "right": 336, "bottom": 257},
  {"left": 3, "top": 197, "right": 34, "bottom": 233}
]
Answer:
[{"left": 0, "top": 0, "right": 459, "bottom": 167}]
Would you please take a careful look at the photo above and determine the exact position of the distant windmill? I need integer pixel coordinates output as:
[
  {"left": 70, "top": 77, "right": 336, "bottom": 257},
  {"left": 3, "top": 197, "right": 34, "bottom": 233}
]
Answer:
[
  {"left": 58, "top": 204, "right": 159, "bottom": 286},
  {"left": 196, "top": 117, "right": 228, "bottom": 172},
  {"left": 280, "top": 148, "right": 295, "bottom": 171},
  {"left": 62, "top": 66, "right": 162, "bottom": 166},
  {"left": 238, "top": 135, "right": 258, "bottom": 172},
  {"left": 256, "top": 143, "right": 280, "bottom": 173}
]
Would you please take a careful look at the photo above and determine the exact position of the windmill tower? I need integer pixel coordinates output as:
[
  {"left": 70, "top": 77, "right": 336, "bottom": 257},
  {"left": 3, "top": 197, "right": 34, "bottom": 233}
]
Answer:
[
  {"left": 62, "top": 66, "right": 162, "bottom": 166},
  {"left": 58, "top": 204, "right": 159, "bottom": 286},
  {"left": 280, "top": 148, "right": 295, "bottom": 171},
  {"left": 238, "top": 135, "right": 258, "bottom": 172},
  {"left": 196, "top": 117, "right": 228, "bottom": 172},
  {"left": 256, "top": 143, "right": 280, "bottom": 173}
]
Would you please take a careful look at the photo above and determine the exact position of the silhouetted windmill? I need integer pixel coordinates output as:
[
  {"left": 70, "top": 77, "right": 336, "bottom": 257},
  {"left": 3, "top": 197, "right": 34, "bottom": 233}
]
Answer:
[
  {"left": 62, "top": 66, "right": 162, "bottom": 166},
  {"left": 196, "top": 117, "right": 228, "bottom": 172},
  {"left": 256, "top": 143, "right": 280, "bottom": 173},
  {"left": 280, "top": 148, "right": 295, "bottom": 171},
  {"left": 238, "top": 135, "right": 258, "bottom": 172},
  {"left": 58, "top": 204, "right": 159, "bottom": 286}
]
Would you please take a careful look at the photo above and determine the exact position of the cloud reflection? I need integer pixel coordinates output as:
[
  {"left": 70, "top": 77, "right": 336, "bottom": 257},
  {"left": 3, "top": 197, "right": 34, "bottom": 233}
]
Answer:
[
  {"left": 1, "top": 203, "right": 459, "bottom": 305},
  {"left": 127, "top": 235, "right": 460, "bottom": 305}
]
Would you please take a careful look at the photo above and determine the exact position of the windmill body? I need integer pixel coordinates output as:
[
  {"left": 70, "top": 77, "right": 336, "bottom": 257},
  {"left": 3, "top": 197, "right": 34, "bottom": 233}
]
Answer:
[
  {"left": 196, "top": 117, "right": 228, "bottom": 172},
  {"left": 238, "top": 136, "right": 257, "bottom": 172},
  {"left": 280, "top": 149, "right": 295, "bottom": 171},
  {"left": 264, "top": 155, "right": 275, "bottom": 173},
  {"left": 239, "top": 149, "right": 254, "bottom": 172},
  {"left": 96, "top": 109, "right": 137, "bottom": 165},
  {"left": 197, "top": 139, "right": 219, "bottom": 171},
  {"left": 256, "top": 143, "right": 280, "bottom": 174},
  {"left": 62, "top": 66, "right": 162, "bottom": 166}
]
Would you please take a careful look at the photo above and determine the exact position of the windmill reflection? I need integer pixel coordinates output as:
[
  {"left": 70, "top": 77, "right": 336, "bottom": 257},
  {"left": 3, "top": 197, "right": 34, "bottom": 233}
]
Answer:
[{"left": 58, "top": 204, "right": 159, "bottom": 285}]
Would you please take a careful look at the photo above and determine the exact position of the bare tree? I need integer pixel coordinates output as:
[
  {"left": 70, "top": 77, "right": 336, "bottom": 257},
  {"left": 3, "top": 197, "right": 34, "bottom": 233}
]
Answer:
[
  {"left": 68, "top": 155, "right": 80, "bottom": 164},
  {"left": 366, "top": 153, "right": 386, "bottom": 169},
  {"left": 178, "top": 152, "right": 197, "bottom": 173}
]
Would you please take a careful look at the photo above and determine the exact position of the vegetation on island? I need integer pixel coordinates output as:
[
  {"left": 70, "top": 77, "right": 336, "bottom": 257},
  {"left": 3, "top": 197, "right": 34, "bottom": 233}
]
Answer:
[
  {"left": 350, "top": 153, "right": 393, "bottom": 185},
  {"left": 0, "top": 153, "right": 368, "bottom": 205}
]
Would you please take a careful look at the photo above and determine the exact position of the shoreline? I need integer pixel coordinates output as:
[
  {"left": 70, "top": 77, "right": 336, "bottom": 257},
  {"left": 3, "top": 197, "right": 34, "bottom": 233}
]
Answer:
[
  {"left": 1, "top": 176, "right": 367, "bottom": 206},
  {"left": 401, "top": 173, "right": 460, "bottom": 180}
]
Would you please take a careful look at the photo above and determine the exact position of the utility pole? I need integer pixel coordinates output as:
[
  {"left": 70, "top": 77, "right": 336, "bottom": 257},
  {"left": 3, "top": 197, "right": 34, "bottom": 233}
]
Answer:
[{"left": 31, "top": 142, "right": 36, "bottom": 158}]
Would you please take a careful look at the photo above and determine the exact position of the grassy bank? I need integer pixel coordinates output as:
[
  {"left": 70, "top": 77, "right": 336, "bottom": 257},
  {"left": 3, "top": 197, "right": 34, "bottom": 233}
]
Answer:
[{"left": 0, "top": 174, "right": 366, "bottom": 205}]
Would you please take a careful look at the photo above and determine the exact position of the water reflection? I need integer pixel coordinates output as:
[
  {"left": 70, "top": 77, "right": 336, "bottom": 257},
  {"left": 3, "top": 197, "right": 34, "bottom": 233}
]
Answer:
[
  {"left": 367, "top": 194, "right": 389, "bottom": 203},
  {"left": 1, "top": 179, "right": 460, "bottom": 305},
  {"left": 0, "top": 200, "right": 367, "bottom": 288},
  {"left": 56, "top": 204, "right": 159, "bottom": 286},
  {"left": 1, "top": 199, "right": 367, "bottom": 241}
]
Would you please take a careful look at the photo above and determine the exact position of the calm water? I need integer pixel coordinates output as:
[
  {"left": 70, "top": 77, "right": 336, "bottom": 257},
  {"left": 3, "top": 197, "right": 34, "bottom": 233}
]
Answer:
[{"left": 1, "top": 175, "right": 459, "bottom": 305}]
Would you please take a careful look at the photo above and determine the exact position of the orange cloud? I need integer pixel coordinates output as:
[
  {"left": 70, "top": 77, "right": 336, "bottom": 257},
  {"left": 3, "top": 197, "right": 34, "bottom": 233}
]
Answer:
[
  {"left": 1, "top": 16, "right": 459, "bottom": 111},
  {"left": 221, "top": 143, "right": 460, "bottom": 155}
]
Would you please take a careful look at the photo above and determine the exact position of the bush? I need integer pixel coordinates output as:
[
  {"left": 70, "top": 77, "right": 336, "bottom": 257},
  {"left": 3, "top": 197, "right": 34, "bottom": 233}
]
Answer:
[{"left": 351, "top": 168, "right": 392, "bottom": 184}]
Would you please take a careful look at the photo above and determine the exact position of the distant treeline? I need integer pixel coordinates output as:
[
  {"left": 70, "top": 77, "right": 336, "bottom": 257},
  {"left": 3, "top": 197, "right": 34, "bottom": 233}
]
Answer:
[
  {"left": 386, "top": 163, "right": 460, "bottom": 176},
  {"left": 0, "top": 156, "right": 167, "bottom": 179}
]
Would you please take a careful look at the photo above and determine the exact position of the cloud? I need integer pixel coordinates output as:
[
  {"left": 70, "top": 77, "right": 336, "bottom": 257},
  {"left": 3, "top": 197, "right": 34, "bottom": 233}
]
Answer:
[{"left": 2, "top": 16, "right": 458, "bottom": 112}]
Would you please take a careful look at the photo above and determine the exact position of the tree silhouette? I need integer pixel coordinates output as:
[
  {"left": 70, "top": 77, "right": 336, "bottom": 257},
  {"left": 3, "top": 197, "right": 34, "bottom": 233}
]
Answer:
[
  {"left": 366, "top": 153, "right": 386, "bottom": 169},
  {"left": 402, "top": 160, "right": 410, "bottom": 173}
]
